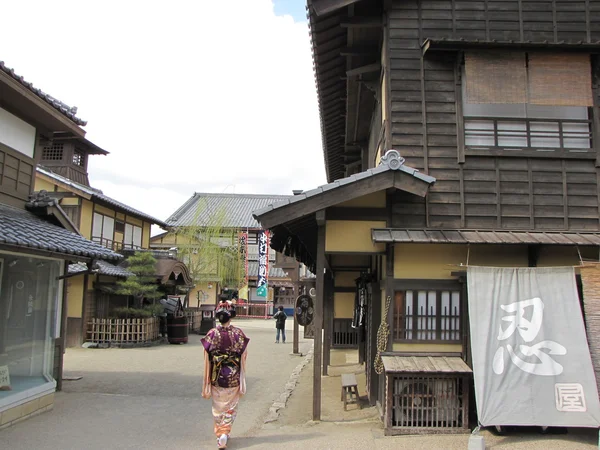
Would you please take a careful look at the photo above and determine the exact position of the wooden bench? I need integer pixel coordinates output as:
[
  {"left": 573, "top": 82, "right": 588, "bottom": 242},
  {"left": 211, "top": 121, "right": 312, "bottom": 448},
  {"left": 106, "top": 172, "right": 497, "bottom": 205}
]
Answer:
[{"left": 341, "top": 373, "right": 361, "bottom": 411}]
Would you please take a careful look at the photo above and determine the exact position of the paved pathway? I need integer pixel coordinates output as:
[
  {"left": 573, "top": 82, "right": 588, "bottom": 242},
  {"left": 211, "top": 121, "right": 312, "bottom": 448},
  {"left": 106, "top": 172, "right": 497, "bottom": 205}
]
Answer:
[{"left": 0, "top": 318, "right": 311, "bottom": 450}]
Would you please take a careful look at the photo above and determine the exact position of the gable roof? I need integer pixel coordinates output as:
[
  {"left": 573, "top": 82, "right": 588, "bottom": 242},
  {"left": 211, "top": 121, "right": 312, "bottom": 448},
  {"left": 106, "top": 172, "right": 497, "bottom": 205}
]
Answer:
[
  {"left": 0, "top": 203, "right": 122, "bottom": 261},
  {"left": 0, "top": 60, "right": 87, "bottom": 126},
  {"left": 253, "top": 151, "right": 436, "bottom": 229},
  {"left": 37, "top": 166, "right": 169, "bottom": 228},
  {"left": 166, "top": 193, "right": 291, "bottom": 229}
]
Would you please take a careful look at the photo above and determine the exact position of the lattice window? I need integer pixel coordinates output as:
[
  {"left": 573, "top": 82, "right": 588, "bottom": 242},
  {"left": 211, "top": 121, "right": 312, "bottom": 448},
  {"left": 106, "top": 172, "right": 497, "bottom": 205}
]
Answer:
[
  {"left": 72, "top": 149, "right": 85, "bottom": 167},
  {"left": 42, "top": 143, "right": 64, "bottom": 161},
  {"left": 393, "top": 290, "right": 461, "bottom": 343}
]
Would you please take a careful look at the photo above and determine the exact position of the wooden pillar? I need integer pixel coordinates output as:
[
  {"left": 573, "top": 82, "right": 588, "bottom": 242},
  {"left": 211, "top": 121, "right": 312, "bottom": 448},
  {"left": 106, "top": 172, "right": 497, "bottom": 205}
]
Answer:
[
  {"left": 313, "top": 210, "right": 326, "bottom": 421},
  {"left": 323, "top": 276, "right": 333, "bottom": 376},
  {"left": 368, "top": 280, "right": 381, "bottom": 405},
  {"left": 385, "top": 244, "right": 394, "bottom": 352},
  {"left": 292, "top": 263, "right": 300, "bottom": 355}
]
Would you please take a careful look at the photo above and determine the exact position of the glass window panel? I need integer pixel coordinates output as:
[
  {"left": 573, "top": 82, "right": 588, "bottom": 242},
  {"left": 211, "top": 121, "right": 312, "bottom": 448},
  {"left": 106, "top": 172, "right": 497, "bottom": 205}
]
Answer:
[
  {"left": 441, "top": 291, "right": 450, "bottom": 341},
  {"left": 102, "top": 216, "right": 114, "bottom": 241},
  {"left": 0, "top": 254, "right": 62, "bottom": 406},
  {"left": 92, "top": 213, "right": 103, "bottom": 239},
  {"left": 530, "top": 121, "right": 560, "bottom": 148},
  {"left": 405, "top": 290, "right": 413, "bottom": 340},
  {"left": 427, "top": 291, "right": 437, "bottom": 340},
  {"left": 133, "top": 226, "right": 142, "bottom": 248},
  {"left": 526, "top": 104, "right": 588, "bottom": 120},
  {"left": 124, "top": 224, "right": 133, "bottom": 245},
  {"left": 417, "top": 291, "right": 427, "bottom": 340},
  {"left": 563, "top": 122, "right": 591, "bottom": 149},
  {"left": 452, "top": 292, "right": 461, "bottom": 341},
  {"left": 497, "top": 121, "right": 527, "bottom": 147},
  {"left": 465, "top": 120, "right": 495, "bottom": 147}
]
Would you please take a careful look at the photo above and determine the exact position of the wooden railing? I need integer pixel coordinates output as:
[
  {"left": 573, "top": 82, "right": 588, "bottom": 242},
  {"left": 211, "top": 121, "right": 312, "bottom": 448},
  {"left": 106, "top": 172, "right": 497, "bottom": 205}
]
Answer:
[
  {"left": 87, "top": 317, "right": 160, "bottom": 344},
  {"left": 91, "top": 237, "right": 142, "bottom": 252},
  {"left": 465, "top": 117, "right": 593, "bottom": 158},
  {"left": 333, "top": 319, "right": 358, "bottom": 348}
]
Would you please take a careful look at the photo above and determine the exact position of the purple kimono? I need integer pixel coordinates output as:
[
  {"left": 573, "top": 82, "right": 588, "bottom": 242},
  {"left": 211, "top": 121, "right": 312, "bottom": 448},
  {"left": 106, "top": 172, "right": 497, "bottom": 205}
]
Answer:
[{"left": 201, "top": 324, "right": 250, "bottom": 388}]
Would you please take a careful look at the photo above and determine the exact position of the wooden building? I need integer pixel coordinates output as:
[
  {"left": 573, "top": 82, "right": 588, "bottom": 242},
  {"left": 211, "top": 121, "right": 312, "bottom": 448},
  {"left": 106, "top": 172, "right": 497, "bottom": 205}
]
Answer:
[
  {"left": 0, "top": 61, "right": 122, "bottom": 427},
  {"left": 34, "top": 165, "right": 172, "bottom": 347},
  {"left": 253, "top": 0, "right": 600, "bottom": 435},
  {"left": 151, "top": 192, "right": 310, "bottom": 312}
]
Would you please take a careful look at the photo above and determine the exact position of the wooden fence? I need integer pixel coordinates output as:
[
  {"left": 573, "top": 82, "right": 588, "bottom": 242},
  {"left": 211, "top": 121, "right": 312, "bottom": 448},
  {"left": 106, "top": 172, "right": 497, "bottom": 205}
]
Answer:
[
  {"left": 87, "top": 317, "right": 160, "bottom": 344},
  {"left": 333, "top": 318, "right": 358, "bottom": 348}
]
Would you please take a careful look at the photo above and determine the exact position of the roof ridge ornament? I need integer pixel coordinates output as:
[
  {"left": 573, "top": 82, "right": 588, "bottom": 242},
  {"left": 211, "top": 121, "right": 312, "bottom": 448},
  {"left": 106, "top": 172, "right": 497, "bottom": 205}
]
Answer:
[{"left": 380, "top": 149, "right": 405, "bottom": 170}]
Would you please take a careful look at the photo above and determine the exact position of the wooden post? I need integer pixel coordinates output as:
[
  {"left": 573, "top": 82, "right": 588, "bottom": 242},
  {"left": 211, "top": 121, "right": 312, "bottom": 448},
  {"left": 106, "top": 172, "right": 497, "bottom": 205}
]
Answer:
[
  {"left": 323, "top": 276, "right": 333, "bottom": 376},
  {"left": 313, "top": 210, "right": 326, "bottom": 421},
  {"left": 292, "top": 263, "right": 300, "bottom": 355}
]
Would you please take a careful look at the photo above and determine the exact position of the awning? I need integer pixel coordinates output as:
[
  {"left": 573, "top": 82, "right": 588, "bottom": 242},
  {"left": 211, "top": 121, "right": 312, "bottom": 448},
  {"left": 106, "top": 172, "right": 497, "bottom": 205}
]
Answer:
[
  {"left": 372, "top": 229, "right": 600, "bottom": 246},
  {"left": 382, "top": 355, "right": 472, "bottom": 374}
]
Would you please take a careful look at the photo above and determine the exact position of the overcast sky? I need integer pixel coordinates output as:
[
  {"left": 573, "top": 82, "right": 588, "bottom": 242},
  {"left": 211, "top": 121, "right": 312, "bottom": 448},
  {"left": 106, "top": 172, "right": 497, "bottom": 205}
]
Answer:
[{"left": 2, "top": 0, "right": 325, "bottom": 231}]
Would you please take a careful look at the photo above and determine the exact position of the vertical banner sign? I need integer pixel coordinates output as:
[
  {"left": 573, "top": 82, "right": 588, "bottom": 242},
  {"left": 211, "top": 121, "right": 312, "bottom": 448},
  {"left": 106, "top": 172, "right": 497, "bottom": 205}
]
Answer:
[
  {"left": 467, "top": 266, "right": 600, "bottom": 428},
  {"left": 238, "top": 232, "right": 248, "bottom": 288},
  {"left": 256, "top": 230, "right": 270, "bottom": 298}
]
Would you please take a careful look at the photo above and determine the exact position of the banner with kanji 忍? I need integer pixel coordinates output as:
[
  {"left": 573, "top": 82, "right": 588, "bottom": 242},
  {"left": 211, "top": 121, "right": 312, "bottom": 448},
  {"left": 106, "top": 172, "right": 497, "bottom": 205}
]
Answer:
[{"left": 467, "top": 266, "right": 600, "bottom": 428}]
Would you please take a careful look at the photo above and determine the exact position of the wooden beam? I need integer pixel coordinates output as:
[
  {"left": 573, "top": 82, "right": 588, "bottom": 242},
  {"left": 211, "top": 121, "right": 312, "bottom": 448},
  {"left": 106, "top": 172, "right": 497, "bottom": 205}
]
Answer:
[
  {"left": 341, "top": 17, "right": 383, "bottom": 28},
  {"left": 340, "top": 46, "right": 379, "bottom": 57},
  {"left": 313, "top": 220, "right": 326, "bottom": 421},
  {"left": 346, "top": 62, "right": 381, "bottom": 77},
  {"left": 312, "top": 0, "right": 363, "bottom": 16}
]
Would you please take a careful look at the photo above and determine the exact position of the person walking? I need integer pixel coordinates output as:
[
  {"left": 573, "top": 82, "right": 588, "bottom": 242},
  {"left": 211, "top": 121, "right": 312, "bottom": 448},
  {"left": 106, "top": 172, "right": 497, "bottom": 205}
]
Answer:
[
  {"left": 273, "top": 305, "right": 287, "bottom": 343},
  {"left": 201, "top": 300, "right": 250, "bottom": 449}
]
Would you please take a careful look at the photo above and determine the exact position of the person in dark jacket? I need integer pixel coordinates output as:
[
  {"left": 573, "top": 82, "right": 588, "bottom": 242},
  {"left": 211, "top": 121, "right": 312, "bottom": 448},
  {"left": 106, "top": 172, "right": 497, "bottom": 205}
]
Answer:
[{"left": 272, "top": 305, "right": 287, "bottom": 343}]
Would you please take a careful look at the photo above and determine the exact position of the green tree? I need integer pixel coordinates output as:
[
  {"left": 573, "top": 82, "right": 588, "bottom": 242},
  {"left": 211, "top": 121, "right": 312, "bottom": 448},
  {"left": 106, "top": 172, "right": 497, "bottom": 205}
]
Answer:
[
  {"left": 114, "top": 251, "right": 161, "bottom": 308},
  {"left": 171, "top": 200, "right": 245, "bottom": 292}
]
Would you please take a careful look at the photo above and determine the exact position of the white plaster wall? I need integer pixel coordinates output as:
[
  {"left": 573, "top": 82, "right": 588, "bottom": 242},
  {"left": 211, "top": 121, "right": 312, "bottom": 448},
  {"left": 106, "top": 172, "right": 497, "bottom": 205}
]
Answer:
[{"left": 0, "top": 107, "right": 36, "bottom": 158}]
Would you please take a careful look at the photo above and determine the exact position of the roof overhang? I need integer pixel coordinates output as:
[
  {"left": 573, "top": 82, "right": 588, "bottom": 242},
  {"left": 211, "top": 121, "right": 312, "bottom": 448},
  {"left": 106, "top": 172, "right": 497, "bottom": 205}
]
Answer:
[
  {"left": 311, "top": 0, "right": 365, "bottom": 16},
  {"left": 372, "top": 229, "right": 600, "bottom": 246},
  {"left": 254, "top": 153, "right": 436, "bottom": 230},
  {"left": 422, "top": 38, "right": 600, "bottom": 57}
]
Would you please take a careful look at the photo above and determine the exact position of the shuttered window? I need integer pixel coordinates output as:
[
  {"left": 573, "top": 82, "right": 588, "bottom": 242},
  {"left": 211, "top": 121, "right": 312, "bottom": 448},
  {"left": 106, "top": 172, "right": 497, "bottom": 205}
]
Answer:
[{"left": 463, "top": 51, "right": 593, "bottom": 154}]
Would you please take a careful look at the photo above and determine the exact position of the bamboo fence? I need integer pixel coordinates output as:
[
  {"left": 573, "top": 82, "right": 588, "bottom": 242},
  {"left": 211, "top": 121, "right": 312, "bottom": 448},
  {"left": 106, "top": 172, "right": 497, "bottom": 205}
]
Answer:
[{"left": 87, "top": 317, "right": 160, "bottom": 344}]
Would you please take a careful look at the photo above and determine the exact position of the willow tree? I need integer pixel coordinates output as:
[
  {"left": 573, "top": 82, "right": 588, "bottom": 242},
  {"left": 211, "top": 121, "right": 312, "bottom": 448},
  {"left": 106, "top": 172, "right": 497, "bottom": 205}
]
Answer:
[{"left": 172, "top": 200, "right": 245, "bottom": 294}]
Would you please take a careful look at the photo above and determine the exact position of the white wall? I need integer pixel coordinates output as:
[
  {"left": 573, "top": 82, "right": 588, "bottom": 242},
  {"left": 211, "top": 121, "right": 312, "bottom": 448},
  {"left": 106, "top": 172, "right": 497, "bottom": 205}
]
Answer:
[{"left": 0, "top": 106, "right": 36, "bottom": 158}]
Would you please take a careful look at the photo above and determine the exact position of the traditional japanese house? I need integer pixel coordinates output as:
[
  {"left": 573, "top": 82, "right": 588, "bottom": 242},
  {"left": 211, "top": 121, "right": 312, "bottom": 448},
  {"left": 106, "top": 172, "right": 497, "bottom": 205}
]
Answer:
[
  {"left": 0, "top": 61, "right": 122, "bottom": 427},
  {"left": 253, "top": 0, "right": 600, "bottom": 435},
  {"left": 34, "top": 166, "right": 172, "bottom": 347},
  {"left": 151, "top": 193, "right": 305, "bottom": 311}
]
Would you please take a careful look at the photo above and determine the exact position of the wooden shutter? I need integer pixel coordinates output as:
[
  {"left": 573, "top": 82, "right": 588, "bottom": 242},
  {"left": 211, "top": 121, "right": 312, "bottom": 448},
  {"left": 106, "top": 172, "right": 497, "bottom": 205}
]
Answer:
[
  {"left": 528, "top": 53, "right": 593, "bottom": 107},
  {"left": 465, "top": 52, "right": 527, "bottom": 104}
]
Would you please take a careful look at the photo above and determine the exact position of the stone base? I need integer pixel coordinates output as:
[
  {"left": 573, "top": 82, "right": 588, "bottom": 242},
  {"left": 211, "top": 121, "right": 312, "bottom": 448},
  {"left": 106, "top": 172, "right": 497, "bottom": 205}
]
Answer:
[{"left": 0, "top": 393, "right": 54, "bottom": 429}]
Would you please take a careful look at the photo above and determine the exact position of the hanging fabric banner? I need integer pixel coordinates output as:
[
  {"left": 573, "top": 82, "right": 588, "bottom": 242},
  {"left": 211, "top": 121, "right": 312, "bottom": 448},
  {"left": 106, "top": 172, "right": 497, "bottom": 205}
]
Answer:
[
  {"left": 238, "top": 232, "right": 248, "bottom": 288},
  {"left": 256, "top": 230, "right": 270, "bottom": 298},
  {"left": 467, "top": 266, "right": 600, "bottom": 428}
]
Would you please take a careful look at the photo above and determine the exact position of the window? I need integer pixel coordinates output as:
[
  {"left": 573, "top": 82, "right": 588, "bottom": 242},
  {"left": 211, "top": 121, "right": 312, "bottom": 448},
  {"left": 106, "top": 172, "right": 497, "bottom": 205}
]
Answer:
[
  {"left": 463, "top": 51, "right": 593, "bottom": 156},
  {"left": 115, "top": 220, "right": 125, "bottom": 234},
  {"left": 0, "top": 254, "right": 63, "bottom": 408},
  {"left": 72, "top": 148, "right": 85, "bottom": 167},
  {"left": 92, "top": 213, "right": 115, "bottom": 248},
  {"left": 124, "top": 223, "right": 142, "bottom": 249},
  {"left": 393, "top": 289, "right": 461, "bottom": 342},
  {"left": 41, "top": 143, "right": 64, "bottom": 161}
]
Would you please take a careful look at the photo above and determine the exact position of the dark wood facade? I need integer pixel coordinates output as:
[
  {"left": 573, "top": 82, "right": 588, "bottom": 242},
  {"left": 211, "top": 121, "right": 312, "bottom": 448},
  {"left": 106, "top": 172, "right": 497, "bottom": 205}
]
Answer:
[
  {"left": 385, "top": 0, "right": 600, "bottom": 232},
  {"left": 0, "top": 142, "right": 34, "bottom": 207}
]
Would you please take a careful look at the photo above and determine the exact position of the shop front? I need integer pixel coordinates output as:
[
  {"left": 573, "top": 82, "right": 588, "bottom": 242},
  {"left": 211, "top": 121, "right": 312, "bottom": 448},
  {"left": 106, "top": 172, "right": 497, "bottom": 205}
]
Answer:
[{"left": 0, "top": 252, "right": 64, "bottom": 424}]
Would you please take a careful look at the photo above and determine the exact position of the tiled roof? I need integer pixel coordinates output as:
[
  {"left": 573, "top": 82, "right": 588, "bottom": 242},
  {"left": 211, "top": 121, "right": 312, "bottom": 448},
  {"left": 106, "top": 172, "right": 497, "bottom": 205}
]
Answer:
[
  {"left": 37, "top": 166, "right": 169, "bottom": 228},
  {"left": 372, "top": 229, "right": 600, "bottom": 246},
  {"left": 68, "top": 260, "right": 133, "bottom": 277},
  {"left": 0, "top": 60, "right": 87, "bottom": 126},
  {"left": 253, "top": 151, "right": 436, "bottom": 218},
  {"left": 167, "top": 193, "right": 291, "bottom": 229},
  {"left": 247, "top": 261, "right": 289, "bottom": 279},
  {"left": 0, "top": 203, "right": 122, "bottom": 261}
]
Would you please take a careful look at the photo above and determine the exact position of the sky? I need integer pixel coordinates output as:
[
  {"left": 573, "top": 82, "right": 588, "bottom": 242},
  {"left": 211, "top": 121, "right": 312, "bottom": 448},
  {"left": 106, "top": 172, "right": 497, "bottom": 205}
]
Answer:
[{"left": 1, "top": 0, "right": 325, "bottom": 232}]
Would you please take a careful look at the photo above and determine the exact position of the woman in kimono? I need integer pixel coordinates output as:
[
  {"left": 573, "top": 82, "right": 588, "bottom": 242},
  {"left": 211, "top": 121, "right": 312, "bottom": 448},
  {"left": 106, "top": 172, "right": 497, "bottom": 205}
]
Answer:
[{"left": 201, "top": 300, "right": 250, "bottom": 449}]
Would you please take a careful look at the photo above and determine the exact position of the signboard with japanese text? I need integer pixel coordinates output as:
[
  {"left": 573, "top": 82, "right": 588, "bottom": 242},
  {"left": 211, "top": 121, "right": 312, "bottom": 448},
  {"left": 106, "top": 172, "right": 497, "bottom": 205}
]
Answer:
[
  {"left": 238, "top": 232, "right": 248, "bottom": 288},
  {"left": 256, "top": 231, "right": 270, "bottom": 298},
  {"left": 0, "top": 365, "right": 10, "bottom": 391},
  {"left": 467, "top": 266, "right": 600, "bottom": 427}
]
